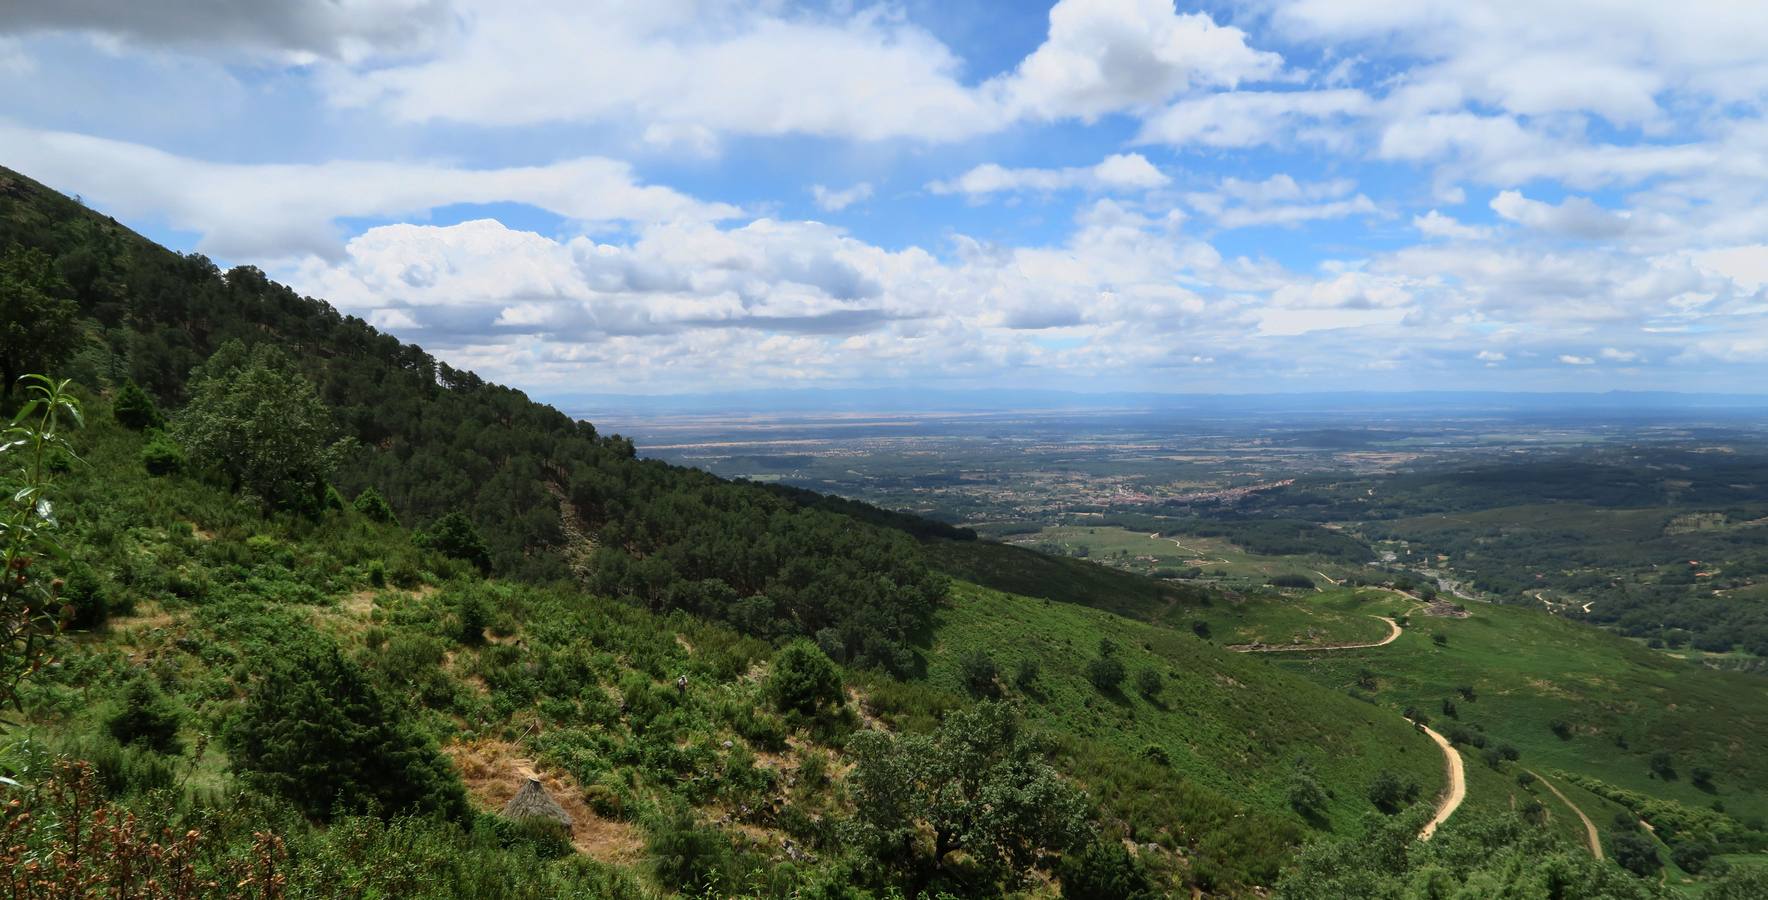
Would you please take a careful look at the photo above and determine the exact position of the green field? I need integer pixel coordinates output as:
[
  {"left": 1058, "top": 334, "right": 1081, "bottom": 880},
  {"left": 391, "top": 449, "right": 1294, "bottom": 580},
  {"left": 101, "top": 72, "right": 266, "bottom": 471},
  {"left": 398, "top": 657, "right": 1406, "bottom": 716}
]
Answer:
[
  {"left": 1249, "top": 592, "right": 1768, "bottom": 827},
  {"left": 1020, "top": 524, "right": 1364, "bottom": 590},
  {"left": 920, "top": 582, "right": 1481, "bottom": 831}
]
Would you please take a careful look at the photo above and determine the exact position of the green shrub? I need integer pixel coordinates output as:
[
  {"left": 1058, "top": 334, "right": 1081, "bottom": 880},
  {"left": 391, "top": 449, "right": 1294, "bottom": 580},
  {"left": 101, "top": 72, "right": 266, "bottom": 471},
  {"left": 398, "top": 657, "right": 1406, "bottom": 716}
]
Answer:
[
  {"left": 140, "top": 433, "right": 185, "bottom": 476},
  {"left": 1085, "top": 654, "right": 1126, "bottom": 693},
  {"left": 57, "top": 564, "right": 109, "bottom": 630},
  {"left": 767, "top": 640, "right": 843, "bottom": 716},
  {"left": 354, "top": 486, "right": 399, "bottom": 525},
  {"left": 105, "top": 676, "right": 183, "bottom": 754},
  {"left": 1367, "top": 770, "right": 1420, "bottom": 814},
  {"left": 225, "top": 638, "right": 467, "bottom": 822},
  {"left": 959, "top": 649, "right": 1000, "bottom": 698},
  {"left": 1134, "top": 668, "right": 1164, "bottom": 699},
  {"left": 1612, "top": 831, "right": 1662, "bottom": 876},
  {"left": 416, "top": 511, "right": 492, "bottom": 573},
  {"left": 112, "top": 381, "right": 163, "bottom": 430},
  {"left": 458, "top": 592, "right": 490, "bottom": 646},
  {"left": 1059, "top": 839, "right": 1155, "bottom": 899}
]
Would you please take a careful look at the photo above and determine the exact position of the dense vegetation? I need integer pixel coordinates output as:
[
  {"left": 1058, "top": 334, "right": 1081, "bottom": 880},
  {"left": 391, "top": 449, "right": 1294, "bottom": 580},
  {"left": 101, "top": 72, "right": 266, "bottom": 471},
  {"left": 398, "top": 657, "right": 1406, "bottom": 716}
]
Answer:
[
  {"left": 0, "top": 166, "right": 943, "bottom": 671},
  {"left": 4, "top": 164, "right": 1763, "bottom": 897}
]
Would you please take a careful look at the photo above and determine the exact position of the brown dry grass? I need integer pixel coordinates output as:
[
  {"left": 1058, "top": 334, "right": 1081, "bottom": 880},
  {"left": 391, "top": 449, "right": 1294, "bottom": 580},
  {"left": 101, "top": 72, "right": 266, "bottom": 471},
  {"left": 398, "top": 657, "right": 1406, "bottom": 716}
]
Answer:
[{"left": 444, "top": 739, "right": 643, "bottom": 864}]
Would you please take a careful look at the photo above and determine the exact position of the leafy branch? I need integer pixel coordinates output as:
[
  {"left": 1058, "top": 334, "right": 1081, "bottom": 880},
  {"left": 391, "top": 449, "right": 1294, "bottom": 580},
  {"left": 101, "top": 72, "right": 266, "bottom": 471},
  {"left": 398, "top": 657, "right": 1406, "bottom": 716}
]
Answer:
[{"left": 0, "top": 374, "right": 82, "bottom": 715}]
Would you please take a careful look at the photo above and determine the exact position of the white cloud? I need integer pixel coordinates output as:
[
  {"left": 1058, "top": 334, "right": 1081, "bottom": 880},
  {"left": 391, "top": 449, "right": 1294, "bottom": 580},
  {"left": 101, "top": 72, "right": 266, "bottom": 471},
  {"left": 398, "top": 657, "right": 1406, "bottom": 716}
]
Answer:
[
  {"left": 1476, "top": 350, "right": 1506, "bottom": 361},
  {"left": 324, "top": 2, "right": 1007, "bottom": 141},
  {"left": 1600, "top": 347, "right": 1640, "bottom": 362},
  {"left": 1272, "top": 0, "right": 1768, "bottom": 125},
  {"left": 1188, "top": 175, "right": 1378, "bottom": 229},
  {"left": 1559, "top": 354, "right": 1595, "bottom": 365},
  {"left": 0, "top": 124, "right": 735, "bottom": 260},
  {"left": 811, "top": 183, "right": 874, "bottom": 212},
  {"left": 928, "top": 153, "right": 1169, "bottom": 198},
  {"left": 1694, "top": 246, "right": 1768, "bottom": 291},
  {"left": 1490, "top": 191, "right": 1632, "bottom": 239},
  {"left": 1414, "top": 210, "right": 1490, "bottom": 241},
  {"left": 994, "top": 0, "right": 1283, "bottom": 121},
  {"left": 1136, "top": 89, "right": 1370, "bottom": 148}
]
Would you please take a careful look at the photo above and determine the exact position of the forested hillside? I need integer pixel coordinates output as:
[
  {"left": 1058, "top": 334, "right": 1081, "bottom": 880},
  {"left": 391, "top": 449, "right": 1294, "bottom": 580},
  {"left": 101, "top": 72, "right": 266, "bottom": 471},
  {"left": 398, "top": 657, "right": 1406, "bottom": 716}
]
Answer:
[
  {"left": 5, "top": 164, "right": 1766, "bottom": 898},
  {"left": 0, "top": 166, "right": 941, "bottom": 671}
]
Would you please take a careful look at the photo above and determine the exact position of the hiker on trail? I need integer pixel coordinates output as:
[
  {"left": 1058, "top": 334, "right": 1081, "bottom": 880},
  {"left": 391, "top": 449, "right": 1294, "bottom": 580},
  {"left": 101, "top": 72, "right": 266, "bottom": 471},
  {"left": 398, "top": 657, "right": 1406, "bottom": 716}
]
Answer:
[{"left": 675, "top": 674, "right": 688, "bottom": 694}]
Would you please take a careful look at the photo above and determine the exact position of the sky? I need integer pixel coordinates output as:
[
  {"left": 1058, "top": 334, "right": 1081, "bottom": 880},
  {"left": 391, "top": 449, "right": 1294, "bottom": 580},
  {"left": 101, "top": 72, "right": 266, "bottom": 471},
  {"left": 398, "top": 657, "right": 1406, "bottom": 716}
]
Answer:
[{"left": 4, "top": 0, "right": 1768, "bottom": 401}]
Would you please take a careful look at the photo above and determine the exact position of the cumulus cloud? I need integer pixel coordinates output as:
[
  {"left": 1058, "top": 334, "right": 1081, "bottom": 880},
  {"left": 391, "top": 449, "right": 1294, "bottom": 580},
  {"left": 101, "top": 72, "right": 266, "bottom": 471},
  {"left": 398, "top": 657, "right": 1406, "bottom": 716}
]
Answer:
[
  {"left": 323, "top": 1, "right": 1006, "bottom": 141},
  {"left": 1559, "top": 354, "right": 1595, "bottom": 365},
  {"left": 0, "top": 124, "right": 735, "bottom": 260},
  {"left": 1490, "top": 191, "right": 1632, "bottom": 239},
  {"left": 1414, "top": 210, "right": 1491, "bottom": 241},
  {"left": 927, "top": 153, "right": 1169, "bottom": 198},
  {"left": 993, "top": 0, "right": 1282, "bottom": 121},
  {"left": 317, "top": 0, "right": 1286, "bottom": 144},
  {"left": 1271, "top": 0, "right": 1768, "bottom": 125},
  {"left": 811, "top": 183, "right": 874, "bottom": 212}
]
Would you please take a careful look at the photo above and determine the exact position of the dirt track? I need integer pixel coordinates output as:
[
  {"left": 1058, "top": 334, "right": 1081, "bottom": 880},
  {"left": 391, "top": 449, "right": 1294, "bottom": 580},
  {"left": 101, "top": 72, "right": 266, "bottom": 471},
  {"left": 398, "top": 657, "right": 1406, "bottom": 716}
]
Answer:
[
  {"left": 1529, "top": 769, "right": 1602, "bottom": 858},
  {"left": 1231, "top": 615, "right": 1465, "bottom": 841},
  {"left": 1416, "top": 723, "right": 1466, "bottom": 841}
]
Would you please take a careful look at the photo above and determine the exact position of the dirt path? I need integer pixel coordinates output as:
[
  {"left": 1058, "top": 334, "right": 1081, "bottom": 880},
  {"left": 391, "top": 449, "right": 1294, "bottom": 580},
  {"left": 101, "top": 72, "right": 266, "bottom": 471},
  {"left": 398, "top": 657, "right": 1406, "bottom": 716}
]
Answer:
[
  {"left": 1230, "top": 615, "right": 1464, "bottom": 841},
  {"left": 1529, "top": 769, "right": 1602, "bottom": 859},
  {"left": 1417, "top": 723, "right": 1466, "bottom": 841},
  {"left": 1229, "top": 615, "right": 1401, "bottom": 653},
  {"left": 1313, "top": 570, "right": 1340, "bottom": 586}
]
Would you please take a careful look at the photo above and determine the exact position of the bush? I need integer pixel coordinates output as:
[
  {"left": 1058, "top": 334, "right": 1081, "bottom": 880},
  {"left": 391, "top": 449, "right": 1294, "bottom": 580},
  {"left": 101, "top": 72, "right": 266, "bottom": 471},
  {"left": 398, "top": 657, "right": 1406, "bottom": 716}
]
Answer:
[
  {"left": 57, "top": 564, "right": 109, "bottom": 630},
  {"left": 958, "top": 649, "right": 1000, "bottom": 698},
  {"left": 1287, "top": 758, "right": 1329, "bottom": 820},
  {"left": 112, "top": 381, "right": 163, "bottom": 430},
  {"left": 226, "top": 639, "right": 467, "bottom": 821},
  {"left": 1268, "top": 574, "right": 1315, "bottom": 590},
  {"left": 140, "top": 433, "right": 185, "bottom": 476},
  {"left": 1612, "top": 832, "right": 1662, "bottom": 876},
  {"left": 767, "top": 640, "right": 843, "bottom": 716},
  {"left": 457, "top": 592, "right": 489, "bottom": 646},
  {"left": 105, "top": 677, "right": 182, "bottom": 754},
  {"left": 646, "top": 805, "right": 736, "bottom": 892},
  {"left": 1671, "top": 839, "right": 1714, "bottom": 874},
  {"left": 354, "top": 486, "right": 399, "bottom": 525},
  {"left": 1650, "top": 751, "right": 1676, "bottom": 780},
  {"left": 1085, "top": 655, "right": 1127, "bottom": 693},
  {"left": 1134, "top": 668, "right": 1164, "bottom": 699},
  {"left": 1549, "top": 719, "right": 1573, "bottom": 740},
  {"left": 1013, "top": 658, "right": 1040, "bottom": 692},
  {"left": 416, "top": 511, "right": 492, "bottom": 573},
  {"left": 1367, "top": 770, "right": 1420, "bottom": 814},
  {"left": 1059, "top": 840, "right": 1155, "bottom": 900}
]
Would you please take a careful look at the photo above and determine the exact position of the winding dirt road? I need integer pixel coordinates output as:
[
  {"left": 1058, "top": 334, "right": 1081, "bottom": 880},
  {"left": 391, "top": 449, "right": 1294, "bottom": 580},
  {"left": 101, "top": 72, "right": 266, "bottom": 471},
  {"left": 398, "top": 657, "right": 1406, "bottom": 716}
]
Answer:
[
  {"left": 1416, "top": 723, "right": 1466, "bottom": 841},
  {"left": 1529, "top": 769, "right": 1602, "bottom": 858},
  {"left": 1230, "top": 614, "right": 1467, "bottom": 841}
]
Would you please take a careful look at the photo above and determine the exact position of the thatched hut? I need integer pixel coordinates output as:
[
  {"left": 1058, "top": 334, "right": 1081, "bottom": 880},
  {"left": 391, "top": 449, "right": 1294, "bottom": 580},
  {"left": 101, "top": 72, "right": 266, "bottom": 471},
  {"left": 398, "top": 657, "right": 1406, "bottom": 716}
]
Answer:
[{"left": 502, "top": 776, "right": 573, "bottom": 832}]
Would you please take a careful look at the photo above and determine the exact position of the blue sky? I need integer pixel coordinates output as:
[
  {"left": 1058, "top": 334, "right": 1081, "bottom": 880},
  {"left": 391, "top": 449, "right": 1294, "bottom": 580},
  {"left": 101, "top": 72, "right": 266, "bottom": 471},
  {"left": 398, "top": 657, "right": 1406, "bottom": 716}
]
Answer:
[{"left": 4, "top": 0, "right": 1768, "bottom": 400}]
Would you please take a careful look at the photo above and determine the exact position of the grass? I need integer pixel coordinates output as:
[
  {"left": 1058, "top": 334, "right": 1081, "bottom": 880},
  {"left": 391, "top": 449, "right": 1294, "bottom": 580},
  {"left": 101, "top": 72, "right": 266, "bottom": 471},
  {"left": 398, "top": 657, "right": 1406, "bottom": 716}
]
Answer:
[
  {"left": 1018, "top": 524, "right": 1363, "bottom": 590},
  {"left": 1255, "top": 592, "right": 1768, "bottom": 827},
  {"left": 922, "top": 581, "right": 1463, "bottom": 832}
]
